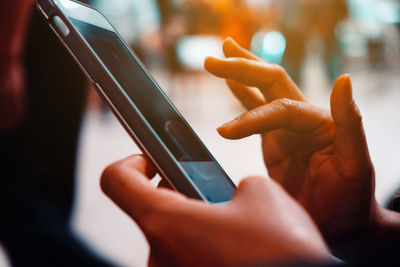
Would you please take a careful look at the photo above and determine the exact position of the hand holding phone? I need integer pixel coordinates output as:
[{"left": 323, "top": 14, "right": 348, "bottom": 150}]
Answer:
[{"left": 101, "top": 154, "right": 332, "bottom": 266}]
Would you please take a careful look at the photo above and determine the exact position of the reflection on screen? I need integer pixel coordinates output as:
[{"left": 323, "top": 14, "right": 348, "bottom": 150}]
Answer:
[{"left": 63, "top": 9, "right": 235, "bottom": 202}]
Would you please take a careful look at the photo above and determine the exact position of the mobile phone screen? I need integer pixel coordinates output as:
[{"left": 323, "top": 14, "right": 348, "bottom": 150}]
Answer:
[{"left": 56, "top": 0, "right": 235, "bottom": 202}]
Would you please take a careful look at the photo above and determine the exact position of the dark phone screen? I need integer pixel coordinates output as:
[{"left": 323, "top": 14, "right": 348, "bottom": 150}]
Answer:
[{"left": 63, "top": 6, "right": 235, "bottom": 202}]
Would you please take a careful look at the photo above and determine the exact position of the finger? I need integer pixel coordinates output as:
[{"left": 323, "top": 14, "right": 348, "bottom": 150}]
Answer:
[
  {"left": 123, "top": 154, "right": 157, "bottom": 178},
  {"left": 205, "top": 56, "right": 279, "bottom": 90},
  {"left": 101, "top": 155, "right": 169, "bottom": 224},
  {"left": 226, "top": 80, "right": 266, "bottom": 110},
  {"left": 231, "top": 176, "right": 270, "bottom": 204},
  {"left": 204, "top": 57, "right": 305, "bottom": 102},
  {"left": 330, "top": 74, "right": 373, "bottom": 177},
  {"left": 231, "top": 176, "right": 292, "bottom": 208},
  {"left": 217, "top": 98, "right": 332, "bottom": 139},
  {"left": 222, "top": 37, "right": 261, "bottom": 61}
]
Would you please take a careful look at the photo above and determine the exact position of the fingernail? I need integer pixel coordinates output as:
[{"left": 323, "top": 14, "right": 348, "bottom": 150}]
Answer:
[
  {"left": 204, "top": 57, "right": 214, "bottom": 69},
  {"left": 218, "top": 119, "right": 238, "bottom": 130},
  {"left": 216, "top": 124, "right": 231, "bottom": 136},
  {"left": 336, "top": 73, "right": 353, "bottom": 103},
  {"left": 205, "top": 56, "right": 218, "bottom": 63},
  {"left": 344, "top": 73, "right": 353, "bottom": 101}
]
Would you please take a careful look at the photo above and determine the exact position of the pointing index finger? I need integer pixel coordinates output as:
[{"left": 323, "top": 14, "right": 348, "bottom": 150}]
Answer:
[{"left": 217, "top": 99, "right": 332, "bottom": 140}]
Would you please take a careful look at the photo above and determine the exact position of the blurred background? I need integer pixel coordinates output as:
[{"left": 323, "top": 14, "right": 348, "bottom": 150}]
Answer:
[{"left": 2, "top": 0, "right": 400, "bottom": 266}]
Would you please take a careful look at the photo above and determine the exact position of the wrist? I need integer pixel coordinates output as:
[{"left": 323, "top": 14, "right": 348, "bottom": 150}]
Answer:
[
  {"left": 330, "top": 200, "right": 400, "bottom": 262},
  {"left": 369, "top": 202, "right": 400, "bottom": 241},
  {"left": 284, "top": 232, "right": 335, "bottom": 265},
  {"left": 345, "top": 201, "right": 400, "bottom": 259}
]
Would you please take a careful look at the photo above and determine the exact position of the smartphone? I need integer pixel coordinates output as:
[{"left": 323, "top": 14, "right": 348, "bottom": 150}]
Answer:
[{"left": 36, "top": 0, "right": 236, "bottom": 203}]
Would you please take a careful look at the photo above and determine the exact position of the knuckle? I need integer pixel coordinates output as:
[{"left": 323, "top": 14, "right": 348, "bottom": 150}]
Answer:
[
  {"left": 279, "top": 98, "right": 293, "bottom": 106},
  {"left": 246, "top": 108, "right": 262, "bottom": 119},
  {"left": 273, "top": 98, "right": 295, "bottom": 109},
  {"left": 274, "top": 64, "right": 286, "bottom": 76},
  {"left": 271, "top": 65, "right": 287, "bottom": 81},
  {"left": 259, "top": 64, "right": 286, "bottom": 88},
  {"left": 236, "top": 57, "right": 249, "bottom": 65},
  {"left": 239, "top": 176, "right": 268, "bottom": 189}
]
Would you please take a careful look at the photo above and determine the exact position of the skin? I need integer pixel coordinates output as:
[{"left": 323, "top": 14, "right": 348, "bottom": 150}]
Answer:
[
  {"left": 204, "top": 38, "right": 400, "bottom": 252},
  {"left": 0, "top": 0, "right": 34, "bottom": 132},
  {"left": 101, "top": 37, "right": 400, "bottom": 265},
  {"left": 4, "top": 1, "right": 397, "bottom": 265},
  {"left": 101, "top": 155, "right": 332, "bottom": 267}
]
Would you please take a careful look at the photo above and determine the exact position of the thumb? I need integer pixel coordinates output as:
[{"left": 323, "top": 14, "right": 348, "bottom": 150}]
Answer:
[
  {"left": 101, "top": 155, "right": 159, "bottom": 224},
  {"left": 331, "top": 74, "right": 373, "bottom": 177}
]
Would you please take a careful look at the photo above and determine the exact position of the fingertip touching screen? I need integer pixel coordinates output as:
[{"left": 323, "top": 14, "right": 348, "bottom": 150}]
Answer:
[{"left": 56, "top": 0, "right": 235, "bottom": 202}]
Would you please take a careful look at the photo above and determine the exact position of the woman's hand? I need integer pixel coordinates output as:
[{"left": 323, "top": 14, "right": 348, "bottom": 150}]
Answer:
[
  {"left": 205, "top": 38, "right": 375, "bottom": 244},
  {"left": 101, "top": 155, "right": 332, "bottom": 267}
]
